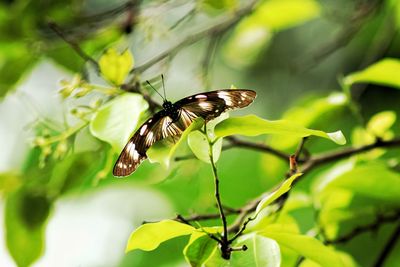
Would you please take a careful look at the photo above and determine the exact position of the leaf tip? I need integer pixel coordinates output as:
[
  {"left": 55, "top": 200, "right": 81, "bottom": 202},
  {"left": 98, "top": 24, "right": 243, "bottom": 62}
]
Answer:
[{"left": 327, "top": 131, "right": 346, "bottom": 145}]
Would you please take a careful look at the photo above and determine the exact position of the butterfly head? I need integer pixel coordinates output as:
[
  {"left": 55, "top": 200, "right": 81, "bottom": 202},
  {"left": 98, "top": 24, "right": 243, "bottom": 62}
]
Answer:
[{"left": 163, "top": 101, "right": 180, "bottom": 121}]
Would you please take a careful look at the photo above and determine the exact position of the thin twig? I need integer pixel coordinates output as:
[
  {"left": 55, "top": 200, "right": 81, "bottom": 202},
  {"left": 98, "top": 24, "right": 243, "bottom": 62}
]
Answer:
[
  {"left": 48, "top": 22, "right": 100, "bottom": 73},
  {"left": 206, "top": 124, "right": 230, "bottom": 259}
]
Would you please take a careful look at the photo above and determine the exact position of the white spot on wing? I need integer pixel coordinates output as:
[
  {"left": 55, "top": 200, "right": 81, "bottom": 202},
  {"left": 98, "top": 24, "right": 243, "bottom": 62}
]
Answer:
[
  {"left": 217, "top": 92, "right": 233, "bottom": 106},
  {"left": 195, "top": 94, "right": 207, "bottom": 99},
  {"left": 199, "top": 101, "right": 211, "bottom": 109},
  {"left": 140, "top": 125, "right": 148, "bottom": 136}
]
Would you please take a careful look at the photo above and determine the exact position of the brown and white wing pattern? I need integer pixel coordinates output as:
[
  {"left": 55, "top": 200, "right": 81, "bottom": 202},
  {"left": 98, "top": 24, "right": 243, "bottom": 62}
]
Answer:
[
  {"left": 174, "top": 89, "right": 257, "bottom": 124},
  {"left": 113, "top": 89, "right": 256, "bottom": 177},
  {"left": 113, "top": 111, "right": 183, "bottom": 177}
]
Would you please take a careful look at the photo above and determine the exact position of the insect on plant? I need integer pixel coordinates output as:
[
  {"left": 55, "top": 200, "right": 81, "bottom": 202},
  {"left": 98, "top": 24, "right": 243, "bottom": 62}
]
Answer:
[{"left": 113, "top": 75, "right": 257, "bottom": 176}]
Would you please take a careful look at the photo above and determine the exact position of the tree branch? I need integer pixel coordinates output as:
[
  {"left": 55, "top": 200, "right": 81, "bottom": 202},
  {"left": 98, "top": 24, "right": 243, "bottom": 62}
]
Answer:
[
  {"left": 48, "top": 22, "right": 100, "bottom": 73},
  {"left": 325, "top": 210, "right": 400, "bottom": 245}
]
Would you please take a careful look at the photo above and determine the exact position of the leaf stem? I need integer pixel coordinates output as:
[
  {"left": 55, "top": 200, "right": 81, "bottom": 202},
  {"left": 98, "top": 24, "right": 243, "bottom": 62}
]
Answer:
[{"left": 205, "top": 124, "right": 230, "bottom": 259}]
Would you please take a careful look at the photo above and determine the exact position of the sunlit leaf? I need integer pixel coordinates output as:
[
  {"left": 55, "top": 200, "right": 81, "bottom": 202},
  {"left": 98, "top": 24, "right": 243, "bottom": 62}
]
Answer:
[
  {"left": 89, "top": 93, "right": 148, "bottom": 151},
  {"left": 261, "top": 93, "right": 348, "bottom": 182},
  {"left": 255, "top": 173, "right": 302, "bottom": 215},
  {"left": 188, "top": 113, "right": 228, "bottom": 163},
  {"left": 366, "top": 110, "right": 396, "bottom": 138},
  {"left": 99, "top": 48, "right": 134, "bottom": 85},
  {"left": 126, "top": 220, "right": 195, "bottom": 252},
  {"left": 147, "top": 118, "right": 204, "bottom": 169},
  {"left": 215, "top": 115, "right": 346, "bottom": 145},
  {"left": 319, "top": 163, "right": 400, "bottom": 205},
  {"left": 260, "top": 232, "right": 343, "bottom": 267},
  {"left": 343, "top": 58, "right": 400, "bottom": 89}
]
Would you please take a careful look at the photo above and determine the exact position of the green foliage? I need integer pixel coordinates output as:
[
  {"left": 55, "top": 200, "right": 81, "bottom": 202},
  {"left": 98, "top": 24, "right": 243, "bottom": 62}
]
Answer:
[
  {"left": 260, "top": 232, "right": 343, "bottom": 267},
  {"left": 214, "top": 114, "right": 346, "bottom": 145},
  {"left": 2, "top": 1, "right": 400, "bottom": 266},
  {"left": 125, "top": 220, "right": 195, "bottom": 252},
  {"left": 343, "top": 58, "right": 400, "bottom": 89},
  {"left": 224, "top": 0, "right": 321, "bottom": 67},
  {"left": 183, "top": 228, "right": 220, "bottom": 266},
  {"left": 318, "top": 163, "right": 400, "bottom": 205},
  {"left": 5, "top": 189, "right": 50, "bottom": 267},
  {"left": 90, "top": 93, "right": 148, "bottom": 151},
  {"left": 255, "top": 173, "right": 302, "bottom": 215},
  {"left": 188, "top": 113, "right": 228, "bottom": 163}
]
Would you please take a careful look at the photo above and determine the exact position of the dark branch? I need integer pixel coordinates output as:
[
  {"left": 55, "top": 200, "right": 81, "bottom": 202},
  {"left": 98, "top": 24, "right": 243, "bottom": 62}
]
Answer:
[
  {"left": 226, "top": 136, "right": 290, "bottom": 161},
  {"left": 325, "top": 210, "right": 400, "bottom": 245},
  {"left": 374, "top": 223, "right": 400, "bottom": 267},
  {"left": 48, "top": 22, "right": 100, "bottom": 73}
]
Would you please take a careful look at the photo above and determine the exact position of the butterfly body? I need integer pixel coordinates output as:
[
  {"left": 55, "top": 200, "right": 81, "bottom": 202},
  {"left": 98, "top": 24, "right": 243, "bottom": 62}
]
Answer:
[{"left": 113, "top": 89, "right": 256, "bottom": 177}]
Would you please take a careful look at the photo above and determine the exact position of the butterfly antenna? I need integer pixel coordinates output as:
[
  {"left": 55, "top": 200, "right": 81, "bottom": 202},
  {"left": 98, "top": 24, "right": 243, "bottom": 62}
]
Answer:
[
  {"left": 146, "top": 80, "right": 165, "bottom": 101},
  {"left": 161, "top": 74, "right": 167, "bottom": 100}
]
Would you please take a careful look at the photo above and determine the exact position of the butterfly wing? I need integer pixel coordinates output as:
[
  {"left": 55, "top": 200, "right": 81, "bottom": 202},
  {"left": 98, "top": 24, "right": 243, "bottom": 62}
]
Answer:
[
  {"left": 113, "top": 89, "right": 256, "bottom": 177},
  {"left": 113, "top": 111, "right": 183, "bottom": 177},
  {"left": 174, "top": 89, "right": 256, "bottom": 126}
]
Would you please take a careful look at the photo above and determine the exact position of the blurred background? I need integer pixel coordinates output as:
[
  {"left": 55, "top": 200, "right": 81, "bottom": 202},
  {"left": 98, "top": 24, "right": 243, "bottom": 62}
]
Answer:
[{"left": 0, "top": 0, "right": 400, "bottom": 266}]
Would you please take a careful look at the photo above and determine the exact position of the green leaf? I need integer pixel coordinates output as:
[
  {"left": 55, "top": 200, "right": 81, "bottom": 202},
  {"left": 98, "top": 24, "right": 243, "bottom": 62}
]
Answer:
[
  {"left": 343, "top": 58, "right": 400, "bottom": 89},
  {"left": 260, "top": 232, "right": 343, "bottom": 267},
  {"left": 5, "top": 190, "right": 50, "bottom": 267},
  {"left": 89, "top": 94, "right": 148, "bottom": 151},
  {"left": 255, "top": 173, "right": 302, "bottom": 215},
  {"left": 231, "top": 233, "right": 281, "bottom": 266},
  {"left": 366, "top": 110, "right": 396, "bottom": 137},
  {"left": 99, "top": 48, "right": 134, "bottom": 85},
  {"left": 147, "top": 118, "right": 204, "bottom": 169},
  {"left": 319, "top": 163, "right": 400, "bottom": 205},
  {"left": 188, "top": 131, "right": 222, "bottom": 163},
  {"left": 188, "top": 113, "right": 228, "bottom": 164},
  {"left": 126, "top": 220, "right": 195, "bottom": 252},
  {"left": 184, "top": 232, "right": 218, "bottom": 267},
  {"left": 215, "top": 115, "right": 346, "bottom": 145}
]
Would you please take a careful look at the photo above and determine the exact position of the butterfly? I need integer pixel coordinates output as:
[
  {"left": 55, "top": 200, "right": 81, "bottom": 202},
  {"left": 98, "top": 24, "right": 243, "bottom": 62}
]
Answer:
[{"left": 113, "top": 81, "right": 256, "bottom": 177}]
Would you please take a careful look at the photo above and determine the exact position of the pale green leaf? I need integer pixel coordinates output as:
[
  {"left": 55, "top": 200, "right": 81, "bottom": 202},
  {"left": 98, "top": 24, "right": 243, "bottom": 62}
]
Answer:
[
  {"left": 89, "top": 94, "right": 148, "bottom": 151},
  {"left": 260, "top": 232, "right": 343, "bottom": 267},
  {"left": 205, "top": 233, "right": 281, "bottom": 267},
  {"left": 320, "top": 163, "right": 400, "bottom": 205},
  {"left": 99, "top": 48, "right": 134, "bottom": 85},
  {"left": 343, "top": 58, "right": 400, "bottom": 89},
  {"left": 215, "top": 115, "right": 346, "bottom": 145},
  {"left": 188, "top": 131, "right": 222, "bottom": 163},
  {"left": 255, "top": 173, "right": 302, "bottom": 215},
  {"left": 147, "top": 118, "right": 204, "bottom": 169},
  {"left": 184, "top": 232, "right": 218, "bottom": 267},
  {"left": 126, "top": 220, "right": 195, "bottom": 252},
  {"left": 367, "top": 110, "right": 396, "bottom": 137},
  {"left": 187, "top": 113, "right": 228, "bottom": 164}
]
